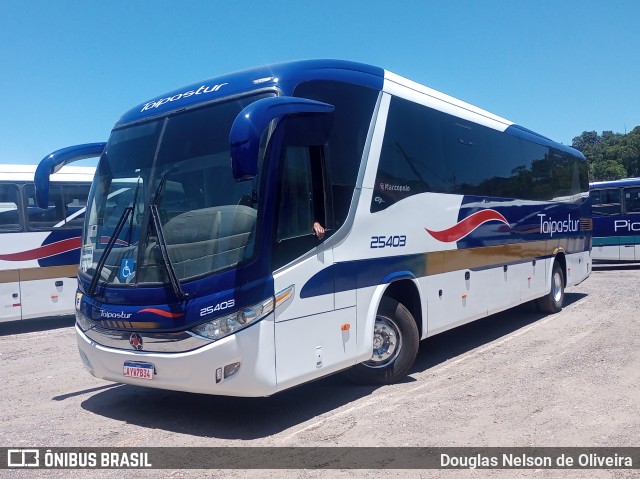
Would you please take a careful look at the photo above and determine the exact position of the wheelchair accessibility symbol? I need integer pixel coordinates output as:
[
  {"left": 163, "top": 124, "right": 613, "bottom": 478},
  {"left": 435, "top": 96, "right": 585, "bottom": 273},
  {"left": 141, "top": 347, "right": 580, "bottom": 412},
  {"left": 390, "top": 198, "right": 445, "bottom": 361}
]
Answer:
[{"left": 119, "top": 258, "right": 135, "bottom": 282}]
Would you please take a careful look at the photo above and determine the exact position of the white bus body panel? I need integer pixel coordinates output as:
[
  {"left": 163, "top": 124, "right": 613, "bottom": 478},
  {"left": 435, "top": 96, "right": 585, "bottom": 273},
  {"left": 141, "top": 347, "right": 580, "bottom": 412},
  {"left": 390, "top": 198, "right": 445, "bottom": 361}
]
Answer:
[
  {"left": 592, "top": 244, "right": 619, "bottom": 261},
  {"left": 520, "top": 256, "right": 547, "bottom": 303},
  {"left": 0, "top": 274, "right": 21, "bottom": 322},
  {"left": 591, "top": 243, "right": 640, "bottom": 261},
  {"left": 620, "top": 244, "right": 636, "bottom": 261},
  {"left": 383, "top": 71, "right": 513, "bottom": 132},
  {"left": 0, "top": 232, "right": 78, "bottom": 320},
  {"left": 20, "top": 276, "right": 77, "bottom": 319},
  {"left": 274, "top": 307, "right": 357, "bottom": 391},
  {"left": 272, "top": 249, "right": 358, "bottom": 390}
]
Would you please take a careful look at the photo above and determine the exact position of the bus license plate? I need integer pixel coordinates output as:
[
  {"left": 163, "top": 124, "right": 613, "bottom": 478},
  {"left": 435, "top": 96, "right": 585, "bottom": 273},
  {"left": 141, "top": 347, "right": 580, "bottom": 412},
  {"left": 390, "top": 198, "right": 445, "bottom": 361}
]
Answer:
[{"left": 123, "top": 361, "right": 154, "bottom": 380}]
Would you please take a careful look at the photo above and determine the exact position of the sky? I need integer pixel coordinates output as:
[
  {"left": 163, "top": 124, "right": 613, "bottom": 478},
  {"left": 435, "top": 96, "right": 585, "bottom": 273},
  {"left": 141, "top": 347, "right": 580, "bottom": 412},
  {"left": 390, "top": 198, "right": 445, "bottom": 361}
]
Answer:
[{"left": 0, "top": 0, "right": 638, "bottom": 166}]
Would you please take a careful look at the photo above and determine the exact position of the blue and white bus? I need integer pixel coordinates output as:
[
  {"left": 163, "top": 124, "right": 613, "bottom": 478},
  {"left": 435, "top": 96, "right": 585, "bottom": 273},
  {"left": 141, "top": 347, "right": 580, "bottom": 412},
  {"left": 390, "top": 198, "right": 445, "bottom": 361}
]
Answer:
[
  {"left": 35, "top": 60, "right": 591, "bottom": 396},
  {"left": 590, "top": 177, "right": 640, "bottom": 261},
  {"left": 1, "top": 163, "right": 94, "bottom": 322}
]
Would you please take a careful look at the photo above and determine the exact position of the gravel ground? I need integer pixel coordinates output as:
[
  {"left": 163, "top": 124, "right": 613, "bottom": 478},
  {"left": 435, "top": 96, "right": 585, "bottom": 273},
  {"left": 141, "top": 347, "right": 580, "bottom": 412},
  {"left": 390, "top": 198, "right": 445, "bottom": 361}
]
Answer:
[{"left": 1, "top": 263, "right": 639, "bottom": 478}]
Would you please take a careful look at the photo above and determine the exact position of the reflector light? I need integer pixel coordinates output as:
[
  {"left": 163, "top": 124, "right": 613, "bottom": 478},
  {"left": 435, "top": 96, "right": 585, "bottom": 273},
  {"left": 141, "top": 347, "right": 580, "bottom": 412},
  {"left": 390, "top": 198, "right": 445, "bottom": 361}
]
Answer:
[{"left": 224, "top": 362, "right": 241, "bottom": 378}]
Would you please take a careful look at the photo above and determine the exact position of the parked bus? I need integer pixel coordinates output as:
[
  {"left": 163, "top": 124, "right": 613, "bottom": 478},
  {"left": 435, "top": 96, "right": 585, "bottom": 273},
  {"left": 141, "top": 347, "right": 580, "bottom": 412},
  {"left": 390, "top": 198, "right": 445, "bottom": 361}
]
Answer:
[
  {"left": 34, "top": 60, "right": 591, "bottom": 396},
  {"left": 1, "top": 163, "right": 94, "bottom": 321},
  {"left": 590, "top": 177, "right": 640, "bottom": 261}
]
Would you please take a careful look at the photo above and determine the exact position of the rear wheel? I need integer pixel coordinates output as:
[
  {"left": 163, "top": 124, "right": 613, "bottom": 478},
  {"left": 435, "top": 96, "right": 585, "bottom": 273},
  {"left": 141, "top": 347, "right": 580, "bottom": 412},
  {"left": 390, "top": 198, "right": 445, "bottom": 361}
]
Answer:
[
  {"left": 345, "top": 297, "right": 419, "bottom": 385},
  {"left": 537, "top": 261, "right": 565, "bottom": 313}
]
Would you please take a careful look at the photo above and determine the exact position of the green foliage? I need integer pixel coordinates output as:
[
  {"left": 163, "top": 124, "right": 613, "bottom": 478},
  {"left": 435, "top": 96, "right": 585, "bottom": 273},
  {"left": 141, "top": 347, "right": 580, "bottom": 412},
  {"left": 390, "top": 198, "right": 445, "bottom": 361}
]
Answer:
[
  {"left": 572, "top": 127, "right": 640, "bottom": 181},
  {"left": 592, "top": 159, "right": 628, "bottom": 181}
]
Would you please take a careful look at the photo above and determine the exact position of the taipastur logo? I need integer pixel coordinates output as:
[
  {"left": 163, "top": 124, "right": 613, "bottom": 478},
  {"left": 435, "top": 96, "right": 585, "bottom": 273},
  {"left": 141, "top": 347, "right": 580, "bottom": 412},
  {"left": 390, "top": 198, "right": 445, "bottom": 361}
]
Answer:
[
  {"left": 538, "top": 214, "right": 579, "bottom": 237},
  {"left": 100, "top": 310, "right": 132, "bottom": 319},
  {"left": 141, "top": 83, "right": 228, "bottom": 111}
]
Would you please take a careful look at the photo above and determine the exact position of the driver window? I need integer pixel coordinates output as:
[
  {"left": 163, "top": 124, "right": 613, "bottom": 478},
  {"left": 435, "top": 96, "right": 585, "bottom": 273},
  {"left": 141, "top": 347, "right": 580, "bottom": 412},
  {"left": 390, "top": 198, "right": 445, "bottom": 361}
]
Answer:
[
  {"left": 273, "top": 145, "right": 326, "bottom": 269},
  {"left": 277, "top": 147, "right": 314, "bottom": 241}
]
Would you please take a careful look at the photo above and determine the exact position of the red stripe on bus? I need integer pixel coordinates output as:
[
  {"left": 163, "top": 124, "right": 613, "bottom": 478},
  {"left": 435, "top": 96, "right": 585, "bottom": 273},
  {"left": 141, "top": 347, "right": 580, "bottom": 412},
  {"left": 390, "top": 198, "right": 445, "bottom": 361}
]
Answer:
[
  {"left": 138, "top": 308, "right": 184, "bottom": 318},
  {"left": 425, "top": 209, "right": 510, "bottom": 243},
  {"left": 0, "top": 237, "right": 82, "bottom": 261}
]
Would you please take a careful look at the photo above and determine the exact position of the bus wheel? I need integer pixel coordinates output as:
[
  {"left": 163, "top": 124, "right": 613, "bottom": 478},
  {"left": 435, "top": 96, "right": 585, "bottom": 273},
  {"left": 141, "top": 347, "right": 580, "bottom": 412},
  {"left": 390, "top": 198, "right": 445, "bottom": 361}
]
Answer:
[
  {"left": 345, "top": 297, "right": 419, "bottom": 385},
  {"left": 537, "top": 261, "right": 565, "bottom": 313}
]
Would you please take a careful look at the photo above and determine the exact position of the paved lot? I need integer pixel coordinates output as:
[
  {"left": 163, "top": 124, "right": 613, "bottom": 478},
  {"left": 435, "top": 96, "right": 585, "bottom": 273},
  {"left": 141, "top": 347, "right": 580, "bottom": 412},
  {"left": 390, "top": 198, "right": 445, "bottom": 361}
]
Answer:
[{"left": 1, "top": 263, "right": 639, "bottom": 478}]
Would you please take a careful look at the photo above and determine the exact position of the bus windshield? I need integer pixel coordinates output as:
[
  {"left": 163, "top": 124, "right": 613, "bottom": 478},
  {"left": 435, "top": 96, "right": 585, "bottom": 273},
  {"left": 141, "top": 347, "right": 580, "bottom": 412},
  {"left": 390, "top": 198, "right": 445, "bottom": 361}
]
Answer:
[{"left": 81, "top": 93, "right": 273, "bottom": 288}]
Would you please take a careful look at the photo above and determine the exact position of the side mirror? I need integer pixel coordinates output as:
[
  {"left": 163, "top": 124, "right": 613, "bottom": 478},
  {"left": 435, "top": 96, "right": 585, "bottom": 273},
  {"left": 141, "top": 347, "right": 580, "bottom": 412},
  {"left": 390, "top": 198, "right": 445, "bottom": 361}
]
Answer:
[
  {"left": 35, "top": 142, "right": 105, "bottom": 208},
  {"left": 229, "top": 96, "right": 334, "bottom": 180}
]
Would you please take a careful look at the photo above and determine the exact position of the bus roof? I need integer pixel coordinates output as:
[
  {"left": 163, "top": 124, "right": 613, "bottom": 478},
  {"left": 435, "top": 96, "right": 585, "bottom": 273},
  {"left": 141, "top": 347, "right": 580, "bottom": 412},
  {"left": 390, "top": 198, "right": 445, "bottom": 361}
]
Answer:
[
  {"left": 0, "top": 164, "right": 95, "bottom": 183},
  {"left": 116, "top": 60, "right": 385, "bottom": 127},
  {"left": 590, "top": 178, "right": 640, "bottom": 189},
  {"left": 113, "top": 59, "right": 582, "bottom": 158}
]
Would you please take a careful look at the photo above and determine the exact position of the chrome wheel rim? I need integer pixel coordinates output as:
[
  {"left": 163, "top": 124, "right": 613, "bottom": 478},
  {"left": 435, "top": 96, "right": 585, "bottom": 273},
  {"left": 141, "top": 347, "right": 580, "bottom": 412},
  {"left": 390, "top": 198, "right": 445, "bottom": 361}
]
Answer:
[
  {"left": 363, "top": 315, "right": 402, "bottom": 368},
  {"left": 552, "top": 270, "right": 563, "bottom": 303}
]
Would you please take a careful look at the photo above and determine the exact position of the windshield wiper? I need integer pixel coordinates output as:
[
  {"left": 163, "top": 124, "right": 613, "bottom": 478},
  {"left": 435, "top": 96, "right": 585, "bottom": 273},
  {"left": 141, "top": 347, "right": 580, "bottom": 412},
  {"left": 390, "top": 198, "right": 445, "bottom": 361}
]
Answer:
[
  {"left": 150, "top": 203, "right": 189, "bottom": 300},
  {"left": 150, "top": 171, "right": 189, "bottom": 301},
  {"left": 87, "top": 175, "right": 142, "bottom": 298},
  {"left": 87, "top": 206, "right": 132, "bottom": 298}
]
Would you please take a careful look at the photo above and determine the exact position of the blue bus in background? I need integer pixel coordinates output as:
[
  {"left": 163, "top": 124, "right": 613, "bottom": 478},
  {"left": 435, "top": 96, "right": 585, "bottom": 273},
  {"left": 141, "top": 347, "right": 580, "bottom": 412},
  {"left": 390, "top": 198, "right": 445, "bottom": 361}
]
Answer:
[{"left": 590, "top": 178, "right": 640, "bottom": 261}]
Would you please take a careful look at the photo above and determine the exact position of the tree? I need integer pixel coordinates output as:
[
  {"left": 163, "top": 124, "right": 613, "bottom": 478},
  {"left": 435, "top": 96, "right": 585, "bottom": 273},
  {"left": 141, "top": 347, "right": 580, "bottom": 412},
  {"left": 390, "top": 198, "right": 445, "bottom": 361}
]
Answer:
[
  {"left": 572, "top": 131, "right": 600, "bottom": 151},
  {"left": 591, "top": 159, "right": 627, "bottom": 181},
  {"left": 572, "top": 127, "right": 640, "bottom": 181}
]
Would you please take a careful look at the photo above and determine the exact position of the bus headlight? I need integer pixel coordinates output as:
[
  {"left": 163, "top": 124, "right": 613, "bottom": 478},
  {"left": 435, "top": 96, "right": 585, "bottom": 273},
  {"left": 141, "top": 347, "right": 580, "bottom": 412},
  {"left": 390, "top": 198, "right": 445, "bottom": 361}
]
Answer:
[
  {"left": 191, "top": 297, "right": 274, "bottom": 341},
  {"left": 76, "top": 310, "right": 94, "bottom": 332}
]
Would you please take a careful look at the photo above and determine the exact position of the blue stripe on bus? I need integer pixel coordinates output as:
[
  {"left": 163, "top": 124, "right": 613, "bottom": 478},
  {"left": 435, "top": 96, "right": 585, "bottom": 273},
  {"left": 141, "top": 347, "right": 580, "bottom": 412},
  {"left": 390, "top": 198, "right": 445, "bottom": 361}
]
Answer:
[
  {"left": 300, "top": 242, "right": 586, "bottom": 300},
  {"left": 300, "top": 251, "right": 559, "bottom": 299},
  {"left": 455, "top": 197, "right": 590, "bottom": 250},
  {"left": 78, "top": 262, "right": 275, "bottom": 332},
  {"left": 301, "top": 254, "right": 427, "bottom": 299}
]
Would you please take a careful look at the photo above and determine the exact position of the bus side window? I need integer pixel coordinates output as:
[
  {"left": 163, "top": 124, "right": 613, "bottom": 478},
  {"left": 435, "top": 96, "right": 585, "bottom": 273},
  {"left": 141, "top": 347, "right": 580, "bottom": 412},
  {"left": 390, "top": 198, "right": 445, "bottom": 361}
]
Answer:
[
  {"left": 591, "top": 188, "right": 622, "bottom": 216},
  {"left": 372, "top": 97, "right": 445, "bottom": 212},
  {"left": 440, "top": 114, "right": 489, "bottom": 196},
  {"left": 24, "top": 184, "right": 65, "bottom": 229},
  {"left": 0, "top": 184, "right": 21, "bottom": 231},
  {"left": 62, "top": 184, "right": 91, "bottom": 227},
  {"left": 624, "top": 187, "right": 640, "bottom": 214}
]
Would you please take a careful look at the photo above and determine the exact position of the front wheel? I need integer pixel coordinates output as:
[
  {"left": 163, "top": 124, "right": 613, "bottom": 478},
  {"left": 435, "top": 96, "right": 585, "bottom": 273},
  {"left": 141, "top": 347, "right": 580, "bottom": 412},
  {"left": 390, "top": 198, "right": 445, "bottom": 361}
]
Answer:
[
  {"left": 345, "top": 297, "right": 419, "bottom": 385},
  {"left": 537, "top": 261, "right": 565, "bottom": 313}
]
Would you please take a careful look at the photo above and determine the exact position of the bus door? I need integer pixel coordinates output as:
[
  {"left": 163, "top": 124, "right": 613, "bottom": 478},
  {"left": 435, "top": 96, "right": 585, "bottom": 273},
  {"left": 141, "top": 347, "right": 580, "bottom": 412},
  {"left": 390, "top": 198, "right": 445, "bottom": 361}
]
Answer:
[
  {"left": 0, "top": 185, "right": 23, "bottom": 321},
  {"left": 271, "top": 144, "right": 355, "bottom": 389},
  {"left": 622, "top": 186, "right": 640, "bottom": 260},
  {"left": 591, "top": 188, "right": 623, "bottom": 260}
]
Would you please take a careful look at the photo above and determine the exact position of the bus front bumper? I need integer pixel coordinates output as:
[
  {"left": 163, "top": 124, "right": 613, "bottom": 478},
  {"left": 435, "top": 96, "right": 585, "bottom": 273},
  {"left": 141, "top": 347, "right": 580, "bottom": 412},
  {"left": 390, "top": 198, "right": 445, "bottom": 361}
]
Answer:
[{"left": 75, "top": 315, "right": 277, "bottom": 397}]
